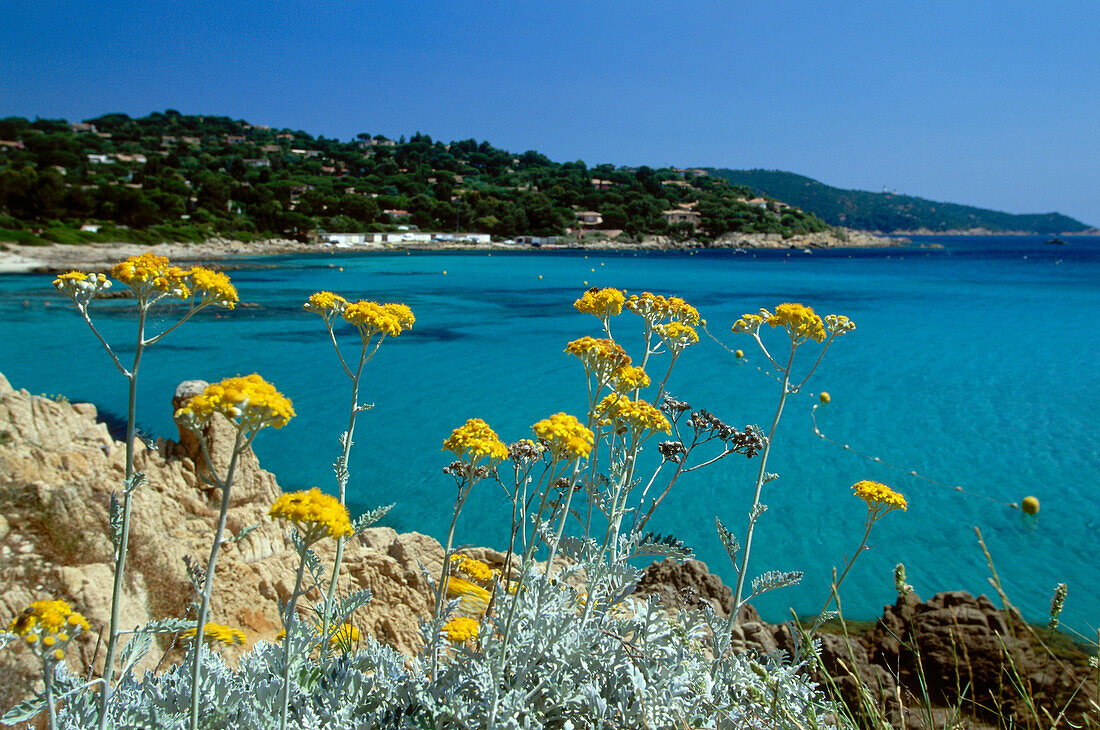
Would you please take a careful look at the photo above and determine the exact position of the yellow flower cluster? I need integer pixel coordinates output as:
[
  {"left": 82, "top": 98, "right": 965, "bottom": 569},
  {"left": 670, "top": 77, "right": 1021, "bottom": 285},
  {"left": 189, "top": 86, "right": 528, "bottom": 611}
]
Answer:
[
  {"left": 446, "top": 576, "right": 492, "bottom": 617},
  {"left": 181, "top": 622, "right": 247, "bottom": 646},
  {"left": 343, "top": 300, "right": 415, "bottom": 337},
  {"left": 175, "top": 373, "right": 295, "bottom": 431},
  {"left": 110, "top": 253, "right": 189, "bottom": 298},
  {"left": 625, "top": 292, "right": 701, "bottom": 325},
  {"left": 443, "top": 418, "right": 509, "bottom": 465},
  {"left": 825, "top": 313, "right": 856, "bottom": 336},
  {"left": 104, "top": 253, "right": 238, "bottom": 307},
  {"left": 304, "top": 291, "right": 348, "bottom": 318},
  {"left": 733, "top": 303, "right": 831, "bottom": 344},
  {"left": 442, "top": 616, "right": 480, "bottom": 642},
  {"left": 328, "top": 623, "right": 361, "bottom": 646},
  {"left": 53, "top": 271, "right": 112, "bottom": 306},
  {"left": 611, "top": 365, "right": 651, "bottom": 393},
  {"left": 275, "top": 622, "right": 360, "bottom": 647},
  {"left": 9, "top": 600, "right": 90, "bottom": 662},
  {"left": 269, "top": 488, "right": 354, "bottom": 540},
  {"left": 851, "top": 480, "right": 908, "bottom": 513},
  {"left": 564, "top": 336, "right": 632, "bottom": 381},
  {"left": 653, "top": 321, "right": 699, "bottom": 352},
  {"left": 532, "top": 412, "right": 594, "bottom": 460},
  {"left": 450, "top": 554, "right": 494, "bottom": 582},
  {"left": 187, "top": 266, "right": 239, "bottom": 309},
  {"left": 573, "top": 287, "right": 626, "bottom": 319},
  {"left": 596, "top": 395, "right": 671, "bottom": 435},
  {"left": 769, "top": 303, "right": 826, "bottom": 342}
]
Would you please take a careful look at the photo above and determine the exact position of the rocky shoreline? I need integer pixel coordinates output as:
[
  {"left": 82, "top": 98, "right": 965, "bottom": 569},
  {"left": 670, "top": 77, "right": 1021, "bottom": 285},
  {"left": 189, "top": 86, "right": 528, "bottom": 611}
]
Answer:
[
  {"left": 0, "top": 228, "right": 900, "bottom": 274},
  {"left": 0, "top": 374, "right": 1093, "bottom": 727}
]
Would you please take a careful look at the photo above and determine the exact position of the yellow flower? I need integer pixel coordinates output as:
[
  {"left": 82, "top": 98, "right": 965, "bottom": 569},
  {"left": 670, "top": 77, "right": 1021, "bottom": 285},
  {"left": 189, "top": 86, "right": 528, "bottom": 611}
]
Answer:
[
  {"left": 174, "top": 373, "right": 294, "bottom": 432},
  {"left": 610, "top": 365, "right": 651, "bottom": 393},
  {"left": 768, "top": 303, "right": 826, "bottom": 343},
  {"left": 53, "top": 270, "right": 112, "bottom": 307},
  {"left": 446, "top": 576, "right": 491, "bottom": 616},
  {"left": 109, "top": 253, "right": 217, "bottom": 301},
  {"left": 442, "top": 616, "right": 480, "bottom": 642},
  {"left": 824, "top": 313, "right": 856, "bottom": 336},
  {"left": 565, "top": 336, "right": 631, "bottom": 382},
  {"left": 653, "top": 321, "right": 699, "bottom": 353},
  {"left": 270, "top": 488, "right": 353, "bottom": 540},
  {"left": 343, "top": 300, "right": 415, "bottom": 337},
  {"left": 328, "top": 623, "right": 361, "bottom": 647},
  {"left": 625, "top": 292, "right": 700, "bottom": 325},
  {"left": 851, "top": 480, "right": 908, "bottom": 514},
  {"left": 450, "top": 554, "right": 494, "bottom": 582},
  {"left": 181, "top": 622, "right": 247, "bottom": 646},
  {"left": 595, "top": 395, "right": 670, "bottom": 435},
  {"left": 187, "top": 266, "right": 239, "bottom": 309},
  {"left": 443, "top": 418, "right": 509, "bottom": 465},
  {"left": 8, "top": 600, "right": 90, "bottom": 661},
  {"left": 532, "top": 412, "right": 594, "bottom": 460},
  {"left": 304, "top": 291, "right": 348, "bottom": 317},
  {"left": 573, "top": 287, "right": 626, "bottom": 319}
]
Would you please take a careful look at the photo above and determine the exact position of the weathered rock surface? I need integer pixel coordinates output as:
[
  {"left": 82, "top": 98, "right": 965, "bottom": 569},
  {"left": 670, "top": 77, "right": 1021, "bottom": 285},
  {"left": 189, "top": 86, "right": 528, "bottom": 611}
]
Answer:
[
  {"left": 0, "top": 372, "right": 442, "bottom": 707},
  {"left": 637, "top": 558, "right": 1097, "bottom": 729}
]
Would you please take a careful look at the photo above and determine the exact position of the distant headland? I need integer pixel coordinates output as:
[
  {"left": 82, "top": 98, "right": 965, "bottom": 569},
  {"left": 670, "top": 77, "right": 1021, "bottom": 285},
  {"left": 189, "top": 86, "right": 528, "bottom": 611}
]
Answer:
[{"left": 0, "top": 111, "right": 1083, "bottom": 259}]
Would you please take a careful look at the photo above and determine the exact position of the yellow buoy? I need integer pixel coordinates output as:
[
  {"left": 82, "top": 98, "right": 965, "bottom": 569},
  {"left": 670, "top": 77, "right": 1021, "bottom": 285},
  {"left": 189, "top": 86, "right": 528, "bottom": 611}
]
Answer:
[
  {"left": 1022, "top": 496, "right": 1040, "bottom": 514},
  {"left": 600, "top": 262, "right": 605, "bottom": 266},
  {"left": 538, "top": 274, "right": 543, "bottom": 279},
  {"left": 819, "top": 392, "right": 831, "bottom": 403},
  {"left": 442, "top": 270, "right": 448, "bottom": 275},
  {"left": 590, "top": 268, "right": 595, "bottom": 272},
  {"left": 583, "top": 280, "right": 588, "bottom": 285},
  {"left": 735, "top": 349, "right": 744, "bottom": 359}
]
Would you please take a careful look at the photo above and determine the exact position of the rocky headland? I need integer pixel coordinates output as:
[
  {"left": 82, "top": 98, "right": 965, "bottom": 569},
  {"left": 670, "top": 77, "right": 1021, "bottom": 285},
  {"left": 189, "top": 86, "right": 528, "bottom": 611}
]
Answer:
[{"left": 0, "top": 374, "right": 1093, "bottom": 727}]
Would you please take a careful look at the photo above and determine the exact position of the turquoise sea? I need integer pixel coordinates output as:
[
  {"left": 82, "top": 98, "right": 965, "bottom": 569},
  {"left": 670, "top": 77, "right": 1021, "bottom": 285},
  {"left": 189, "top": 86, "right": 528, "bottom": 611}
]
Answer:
[{"left": 1, "top": 236, "right": 1097, "bottom": 634}]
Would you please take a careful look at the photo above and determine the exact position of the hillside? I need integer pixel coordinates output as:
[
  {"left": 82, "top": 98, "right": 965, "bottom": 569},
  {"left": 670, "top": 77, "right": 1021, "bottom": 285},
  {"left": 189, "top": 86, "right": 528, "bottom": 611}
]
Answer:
[
  {"left": 708, "top": 169, "right": 1091, "bottom": 234},
  {"left": 0, "top": 112, "right": 831, "bottom": 246}
]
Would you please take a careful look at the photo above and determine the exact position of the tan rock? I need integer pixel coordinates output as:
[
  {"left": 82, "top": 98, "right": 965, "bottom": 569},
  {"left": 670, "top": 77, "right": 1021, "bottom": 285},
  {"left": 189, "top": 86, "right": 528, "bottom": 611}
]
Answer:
[{"left": 0, "top": 372, "right": 446, "bottom": 703}]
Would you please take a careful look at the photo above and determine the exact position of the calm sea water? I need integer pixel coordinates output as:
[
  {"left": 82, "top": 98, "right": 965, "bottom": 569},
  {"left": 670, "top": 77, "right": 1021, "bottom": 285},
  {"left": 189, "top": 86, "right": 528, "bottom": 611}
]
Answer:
[{"left": 1, "top": 236, "right": 1097, "bottom": 634}]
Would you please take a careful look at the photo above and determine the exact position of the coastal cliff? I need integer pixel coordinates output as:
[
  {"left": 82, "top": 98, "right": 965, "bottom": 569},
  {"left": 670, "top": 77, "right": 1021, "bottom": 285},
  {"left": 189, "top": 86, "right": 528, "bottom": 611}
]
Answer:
[{"left": 0, "top": 374, "right": 1094, "bottom": 727}]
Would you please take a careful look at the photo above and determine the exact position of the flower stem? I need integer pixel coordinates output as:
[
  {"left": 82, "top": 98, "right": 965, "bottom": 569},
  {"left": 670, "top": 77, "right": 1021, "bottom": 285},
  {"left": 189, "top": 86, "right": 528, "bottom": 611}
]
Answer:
[
  {"left": 44, "top": 659, "right": 57, "bottom": 730},
  {"left": 817, "top": 513, "right": 874, "bottom": 619},
  {"left": 97, "top": 306, "right": 146, "bottom": 730},
  {"left": 188, "top": 427, "right": 244, "bottom": 730},
  {"left": 730, "top": 341, "right": 795, "bottom": 626},
  {"left": 279, "top": 550, "right": 309, "bottom": 730}
]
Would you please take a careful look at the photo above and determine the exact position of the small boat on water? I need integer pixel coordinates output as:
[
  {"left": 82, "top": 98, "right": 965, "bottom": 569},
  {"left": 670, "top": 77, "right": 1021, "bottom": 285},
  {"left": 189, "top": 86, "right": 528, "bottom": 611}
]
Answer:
[{"left": 1045, "top": 236, "right": 1067, "bottom": 245}]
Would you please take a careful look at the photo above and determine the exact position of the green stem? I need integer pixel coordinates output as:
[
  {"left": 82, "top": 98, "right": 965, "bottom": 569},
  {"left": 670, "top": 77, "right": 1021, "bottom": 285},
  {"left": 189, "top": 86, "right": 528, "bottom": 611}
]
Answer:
[
  {"left": 97, "top": 305, "right": 146, "bottom": 730},
  {"left": 320, "top": 338, "right": 370, "bottom": 648},
  {"left": 729, "top": 341, "right": 795, "bottom": 626},
  {"left": 188, "top": 427, "right": 245, "bottom": 730},
  {"left": 279, "top": 549, "right": 309, "bottom": 730},
  {"left": 817, "top": 512, "right": 874, "bottom": 618},
  {"left": 44, "top": 659, "right": 57, "bottom": 730}
]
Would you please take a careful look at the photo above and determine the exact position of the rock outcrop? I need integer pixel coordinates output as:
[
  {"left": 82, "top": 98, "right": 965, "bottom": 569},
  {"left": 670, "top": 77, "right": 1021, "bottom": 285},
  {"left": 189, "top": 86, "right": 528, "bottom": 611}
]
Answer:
[
  {"left": 639, "top": 558, "right": 1098, "bottom": 728},
  {"left": 0, "top": 372, "right": 442, "bottom": 708}
]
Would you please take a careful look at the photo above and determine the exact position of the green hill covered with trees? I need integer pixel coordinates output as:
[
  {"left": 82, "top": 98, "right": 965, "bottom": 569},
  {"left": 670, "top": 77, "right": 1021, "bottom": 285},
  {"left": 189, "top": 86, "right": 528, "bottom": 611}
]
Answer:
[
  {"left": 708, "top": 169, "right": 1090, "bottom": 234},
  {"left": 0, "top": 111, "right": 831, "bottom": 245}
]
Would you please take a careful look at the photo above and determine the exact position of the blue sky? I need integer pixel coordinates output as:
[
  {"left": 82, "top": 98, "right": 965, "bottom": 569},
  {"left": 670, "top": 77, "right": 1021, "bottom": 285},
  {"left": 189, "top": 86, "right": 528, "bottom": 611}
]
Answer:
[{"left": 2, "top": 0, "right": 1097, "bottom": 225}]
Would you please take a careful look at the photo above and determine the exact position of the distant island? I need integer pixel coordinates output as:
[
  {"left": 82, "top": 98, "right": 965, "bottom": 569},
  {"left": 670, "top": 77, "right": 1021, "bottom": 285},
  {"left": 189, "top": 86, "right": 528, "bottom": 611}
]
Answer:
[
  {"left": 709, "top": 169, "right": 1093, "bottom": 235},
  {"left": 0, "top": 111, "right": 836, "bottom": 248}
]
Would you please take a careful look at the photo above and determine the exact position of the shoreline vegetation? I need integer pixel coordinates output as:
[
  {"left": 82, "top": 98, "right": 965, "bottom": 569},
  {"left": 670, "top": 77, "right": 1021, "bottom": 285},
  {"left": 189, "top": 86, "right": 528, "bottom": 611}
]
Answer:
[
  {"left": 0, "top": 228, "right": 899, "bottom": 274},
  {"left": 1, "top": 251, "right": 1096, "bottom": 727}
]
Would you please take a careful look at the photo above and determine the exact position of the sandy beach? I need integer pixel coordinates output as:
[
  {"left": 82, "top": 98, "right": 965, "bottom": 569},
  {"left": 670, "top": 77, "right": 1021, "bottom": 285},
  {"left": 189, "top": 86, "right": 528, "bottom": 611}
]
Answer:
[{"left": 0, "top": 229, "right": 899, "bottom": 274}]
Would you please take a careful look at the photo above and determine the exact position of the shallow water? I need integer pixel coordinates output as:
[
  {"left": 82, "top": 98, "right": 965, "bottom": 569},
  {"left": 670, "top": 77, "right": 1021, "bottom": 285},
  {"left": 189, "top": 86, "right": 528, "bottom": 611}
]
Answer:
[{"left": 1, "top": 236, "right": 1097, "bottom": 633}]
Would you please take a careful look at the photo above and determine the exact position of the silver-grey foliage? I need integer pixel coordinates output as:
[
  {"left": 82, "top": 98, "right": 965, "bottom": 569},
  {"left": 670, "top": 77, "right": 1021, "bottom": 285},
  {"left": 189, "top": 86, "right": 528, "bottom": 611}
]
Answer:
[{"left": 56, "top": 561, "right": 845, "bottom": 729}]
